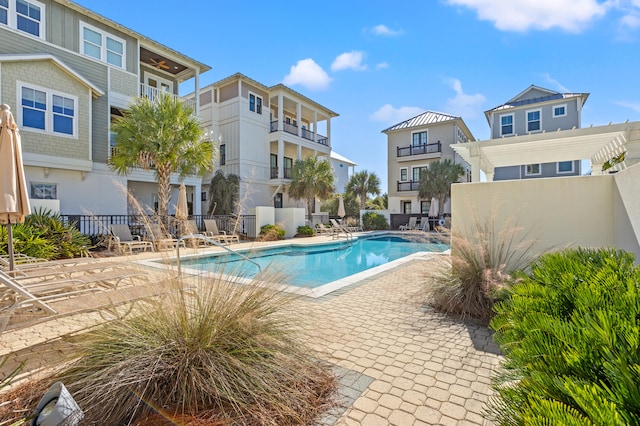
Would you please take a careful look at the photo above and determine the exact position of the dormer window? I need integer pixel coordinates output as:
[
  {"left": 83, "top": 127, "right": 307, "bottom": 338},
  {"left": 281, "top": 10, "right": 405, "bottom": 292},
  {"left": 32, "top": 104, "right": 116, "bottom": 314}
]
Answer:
[{"left": 0, "top": 0, "right": 45, "bottom": 39}]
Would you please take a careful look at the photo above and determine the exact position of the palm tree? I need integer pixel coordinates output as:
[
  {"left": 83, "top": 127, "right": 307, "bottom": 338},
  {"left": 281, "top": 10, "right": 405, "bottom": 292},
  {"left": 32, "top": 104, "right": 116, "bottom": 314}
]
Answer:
[
  {"left": 288, "top": 156, "right": 334, "bottom": 217},
  {"left": 207, "top": 170, "right": 240, "bottom": 215},
  {"left": 346, "top": 170, "right": 381, "bottom": 210},
  {"left": 110, "top": 94, "right": 214, "bottom": 217},
  {"left": 417, "top": 159, "right": 465, "bottom": 217}
]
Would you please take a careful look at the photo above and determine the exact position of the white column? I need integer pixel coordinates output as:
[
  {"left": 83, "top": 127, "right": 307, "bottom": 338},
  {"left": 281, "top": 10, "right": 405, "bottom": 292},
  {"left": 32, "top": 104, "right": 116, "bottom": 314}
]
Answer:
[
  {"left": 194, "top": 68, "right": 200, "bottom": 116},
  {"left": 485, "top": 168, "right": 495, "bottom": 182},
  {"left": 278, "top": 139, "right": 284, "bottom": 179},
  {"left": 313, "top": 111, "right": 317, "bottom": 143},
  {"left": 469, "top": 157, "right": 481, "bottom": 182},
  {"left": 297, "top": 145, "right": 302, "bottom": 160},
  {"left": 296, "top": 102, "right": 302, "bottom": 137},
  {"left": 278, "top": 94, "right": 283, "bottom": 130},
  {"left": 326, "top": 117, "right": 331, "bottom": 147}
]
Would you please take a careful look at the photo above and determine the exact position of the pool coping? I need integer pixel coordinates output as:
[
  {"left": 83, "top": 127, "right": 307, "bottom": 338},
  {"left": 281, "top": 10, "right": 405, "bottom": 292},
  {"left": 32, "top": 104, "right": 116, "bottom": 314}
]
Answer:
[{"left": 136, "top": 232, "right": 451, "bottom": 298}]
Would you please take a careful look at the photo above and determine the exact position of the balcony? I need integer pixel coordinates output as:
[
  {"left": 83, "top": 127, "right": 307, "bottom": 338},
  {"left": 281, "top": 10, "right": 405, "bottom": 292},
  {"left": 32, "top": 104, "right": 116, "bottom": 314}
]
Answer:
[
  {"left": 140, "top": 83, "right": 196, "bottom": 111},
  {"left": 270, "top": 121, "right": 328, "bottom": 146},
  {"left": 397, "top": 141, "right": 441, "bottom": 157},
  {"left": 397, "top": 180, "right": 420, "bottom": 192}
]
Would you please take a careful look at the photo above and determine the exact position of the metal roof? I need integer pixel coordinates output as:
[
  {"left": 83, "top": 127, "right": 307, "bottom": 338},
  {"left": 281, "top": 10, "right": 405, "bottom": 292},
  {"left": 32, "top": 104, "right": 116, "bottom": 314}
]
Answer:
[{"left": 382, "top": 111, "right": 460, "bottom": 133}]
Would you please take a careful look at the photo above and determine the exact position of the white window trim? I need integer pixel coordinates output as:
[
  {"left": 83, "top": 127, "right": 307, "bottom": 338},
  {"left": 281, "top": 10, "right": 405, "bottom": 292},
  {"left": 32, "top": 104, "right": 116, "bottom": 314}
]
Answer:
[
  {"left": 500, "top": 113, "right": 514, "bottom": 136},
  {"left": 526, "top": 108, "right": 542, "bottom": 133},
  {"left": 143, "top": 71, "right": 173, "bottom": 94},
  {"left": 525, "top": 163, "right": 542, "bottom": 176},
  {"left": 17, "top": 81, "right": 78, "bottom": 139},
  {"left": 557, "top": 161, "right": 575, "bottom": 174},
  {"left": 1, "top": 0, "right": 46, "bottom": 39},
  {"left": 553, "top": 104, "right": 567, "bottom": 118},
  {"left": 400, "top": 167, "right": 408, "bottom": 182},
  {"left": 30, "top": 182, "right": 58, "bottom": 200},
  {"left": 80, "top": 21, "right": 126, "bottom": 69},
  {"left": 248, "top": 91, "right": 263, "bottom": 114}
]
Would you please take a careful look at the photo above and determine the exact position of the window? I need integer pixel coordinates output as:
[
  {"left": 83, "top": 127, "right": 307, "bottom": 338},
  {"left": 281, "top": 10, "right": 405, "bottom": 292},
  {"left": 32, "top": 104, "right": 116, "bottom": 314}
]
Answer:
[
  {"left": 420, "top": 201, "right": 429, "bottom": 215},
  {"left": 201, "top": 191, "right": 207, "bottom": 202},
  {"left": 527, "top": 109, "right": 541, "bottom": 132},
  {"left": 557, "top": 161, "right": 574, "bottom": 174},
  {"left": 249, "top": 93, "right": 262, "bottom": 114},
  {"left": 525, "top": 164, "right": 541, "bottom": 176},
  {"left": 413, "top": 166, "right": 428, "bottom": 182},
  {"left": 402, "top": 201, "right": 411, "bottom": 214},
  {"left": 19, "top": 83, "right": 77, "bottom": 137},
  {"left": 30, "top": 183, "right": 57, "bottom": 199},
  {"left": 270, "top": 153, "right": 277, "bottom": 178},
  {"left": 400, "top": 168, "right": 408, "bottom": 182},
  {"left": 553, "top": 104, "right": 567, "bottom": 117},
  {"left": 284, "top": 156, "right": 293, "bottom": 179},
  {"left": 500, "top": 114, "right": 514, "bottom": 136},
  {"left": 412, "top": 131, "right": 427, "bottom": 146},
  {"left": 219, "top": 144, "right": 226, "bottom": 165},
  {"left": 80, "top": 22, "right": 125, "bottom": 68},
  {"left": 274, "top": 193, "right": 283, "bottom": 209},
  {"left": 0, "top": 0, "right": 44, "bottom": 38}
]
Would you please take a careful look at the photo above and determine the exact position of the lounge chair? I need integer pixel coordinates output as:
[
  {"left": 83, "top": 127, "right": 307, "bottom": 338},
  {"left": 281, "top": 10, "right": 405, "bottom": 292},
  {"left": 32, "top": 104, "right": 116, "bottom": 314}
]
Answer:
[
  {"left": 315, "top": 223, "right": 335, "bottom": 235},
  {"left": 204, "top": 219, "right": 240, "bottom": 244},
  {"left": 146, "top": 223, "right": 185, "bottom": 251},
  {"left": 400, "top": 217, "right": 418, "bottom": 231},
  {"left": 330, "top": 219, "right": 352, "bottom": 238},
  {"left": 109, "top": 224, "right": 154, "bottom": 254}
]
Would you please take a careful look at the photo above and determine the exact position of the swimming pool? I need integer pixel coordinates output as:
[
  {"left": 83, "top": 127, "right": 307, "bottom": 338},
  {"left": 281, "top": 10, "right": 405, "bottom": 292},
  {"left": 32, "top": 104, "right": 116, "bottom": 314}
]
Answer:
[{"left": 155, "top": 234, "right": 449, "bottom": 298}]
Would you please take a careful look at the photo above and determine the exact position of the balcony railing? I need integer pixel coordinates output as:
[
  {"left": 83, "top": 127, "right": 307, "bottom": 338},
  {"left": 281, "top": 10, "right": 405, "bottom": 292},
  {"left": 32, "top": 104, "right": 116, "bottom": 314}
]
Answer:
[
  {"left": 270, "top": 121, "right": 328, "bottom": 146},
  {"left": 140, "top": 83, "right": 196, "bottom": 111},
  {"left": 397, "top": 180, "right": 420, "bottom": 192},
  {"left": 397, "top": 141, "right": 441, "bottom": 157}
]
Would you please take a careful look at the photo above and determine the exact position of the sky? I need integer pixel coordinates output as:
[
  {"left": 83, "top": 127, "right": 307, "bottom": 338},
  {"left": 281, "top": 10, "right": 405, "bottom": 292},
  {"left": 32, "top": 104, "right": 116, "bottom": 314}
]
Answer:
[{"left": 75, "top": 0, "right": 640, "bottom": 192}]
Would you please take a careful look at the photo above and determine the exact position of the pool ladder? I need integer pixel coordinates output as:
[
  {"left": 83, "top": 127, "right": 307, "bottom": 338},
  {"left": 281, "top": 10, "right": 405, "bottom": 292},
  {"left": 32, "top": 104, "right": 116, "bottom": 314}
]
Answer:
[
  {"left": 175, "top": 234, "right": 261, "bottom": 276},
  {"left": 332, "top": 223, "right": 353, "bottom": 241}
]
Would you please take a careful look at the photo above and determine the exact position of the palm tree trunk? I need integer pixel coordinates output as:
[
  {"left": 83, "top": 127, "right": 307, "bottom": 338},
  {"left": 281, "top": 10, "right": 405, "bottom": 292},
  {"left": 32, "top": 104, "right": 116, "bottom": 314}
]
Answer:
[{"left": 157, "top": 163, "right": 172, "bottom": 218}]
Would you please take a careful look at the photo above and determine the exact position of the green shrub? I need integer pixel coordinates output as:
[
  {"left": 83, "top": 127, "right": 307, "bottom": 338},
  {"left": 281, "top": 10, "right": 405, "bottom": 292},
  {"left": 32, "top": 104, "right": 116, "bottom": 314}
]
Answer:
[
  {"left": 295, "top": 225, "right": 315, "bottom": 236},
  {"left": 362, "top": 212, "right": 388, "bottom": 230},
  {"left": 55, "top": 276, "right": 336, "bottom": 424},
  {"left": 259, "top": 224, "right": 286, "bottom": 241},
  {"left": 0, "top": 208, "right": 91, "bottom": 260},
  {"left": 489, "top": 247, "right": 640, "bottom": 425}
]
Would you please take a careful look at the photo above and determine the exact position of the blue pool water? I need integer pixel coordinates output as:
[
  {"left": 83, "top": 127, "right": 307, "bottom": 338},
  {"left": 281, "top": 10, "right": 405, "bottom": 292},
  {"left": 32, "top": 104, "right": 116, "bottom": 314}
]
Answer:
[{"left": 178, "top": 234, "right": 449, "bottom": 289}]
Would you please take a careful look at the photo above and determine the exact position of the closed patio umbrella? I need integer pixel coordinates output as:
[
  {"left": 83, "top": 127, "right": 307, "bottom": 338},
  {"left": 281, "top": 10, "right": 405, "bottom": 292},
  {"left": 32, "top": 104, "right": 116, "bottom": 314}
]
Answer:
[
  {"left": 175, "top": 182, "right": 188, "bottom": 236},
  {"left": 338, "top": 194, "right": 346, "bottom": 219},
  {"left": 0, "top": 105, "right": 31, "bottom": 271}
]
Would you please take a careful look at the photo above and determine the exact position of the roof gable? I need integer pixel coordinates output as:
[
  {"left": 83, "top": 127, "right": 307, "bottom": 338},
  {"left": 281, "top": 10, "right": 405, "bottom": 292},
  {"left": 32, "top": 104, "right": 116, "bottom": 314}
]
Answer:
[{"left": 382, "top": 111, "right": 459, "bottom": 133}]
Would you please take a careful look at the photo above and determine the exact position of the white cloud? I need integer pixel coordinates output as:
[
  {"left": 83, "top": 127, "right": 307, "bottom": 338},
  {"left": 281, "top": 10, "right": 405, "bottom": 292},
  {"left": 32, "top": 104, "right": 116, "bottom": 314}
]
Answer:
[
  {"left": 541, "top": 73, "right": 570, "bottom": 92},
  {"left": 445, "top": 0, "right": 608, "bottom": 32},
  {"left": 331, "top": 51, "right": 368, "bottom": 71},
  {"left": 371, "top": 24, "right": 403, "bottom": 36},
  {"left": 620, "top": 13, "right": 640, "bottom": 28},
  {"left": 282, "top": 59, "right": 332, "bottom": 91},
  {"left": 369, "top": 104, "right": 424, "bottom": 124},
  {"left": 376, "top": 62, "right": 390, "bottom": 70},
  {"left": 614, "top": 100, "right": 640, "bottom": 114},
  {"left": 444, "top": 78, "right": 486, "bottom": 118}
]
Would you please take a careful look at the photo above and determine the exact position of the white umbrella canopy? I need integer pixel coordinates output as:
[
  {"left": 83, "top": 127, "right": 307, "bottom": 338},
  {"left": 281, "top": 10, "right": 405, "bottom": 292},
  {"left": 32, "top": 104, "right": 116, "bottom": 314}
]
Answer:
[
  {"left": 0, "top": 104, "right": 31, "bottom": 271},
  {"left": 337, "top": 194, "right": 346, "bottom": 218},
  {"left": 176, "top": 182, "right": 188, "bottom": 220},
  {"left": 428, "top": 197, "right": 439, "bottom": 218}
]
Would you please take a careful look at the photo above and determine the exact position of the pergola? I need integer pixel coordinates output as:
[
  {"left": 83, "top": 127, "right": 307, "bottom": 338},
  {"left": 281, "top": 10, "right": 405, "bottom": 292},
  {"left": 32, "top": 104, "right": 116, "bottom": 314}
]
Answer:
[{"left": 452, "top": 121, "right": 639, "bottom": 182}]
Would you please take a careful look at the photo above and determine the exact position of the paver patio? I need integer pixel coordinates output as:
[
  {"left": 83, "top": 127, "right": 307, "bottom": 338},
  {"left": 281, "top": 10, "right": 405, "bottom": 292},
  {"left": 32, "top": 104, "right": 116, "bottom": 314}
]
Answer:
[{"left": 0, "top": 238, "right": 503, "bottom": 425}]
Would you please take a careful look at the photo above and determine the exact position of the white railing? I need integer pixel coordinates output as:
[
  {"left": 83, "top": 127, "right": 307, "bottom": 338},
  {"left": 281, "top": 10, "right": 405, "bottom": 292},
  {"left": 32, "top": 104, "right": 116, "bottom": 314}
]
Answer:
[{"left": 139, "top": 83, "right": 196, "bottom": 111}]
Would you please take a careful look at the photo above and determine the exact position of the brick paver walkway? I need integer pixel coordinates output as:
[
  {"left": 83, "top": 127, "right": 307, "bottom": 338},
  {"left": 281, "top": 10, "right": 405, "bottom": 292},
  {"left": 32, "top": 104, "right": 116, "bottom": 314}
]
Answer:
[{"left": 1, "top": 241, "right": 503, "bottom": 425}]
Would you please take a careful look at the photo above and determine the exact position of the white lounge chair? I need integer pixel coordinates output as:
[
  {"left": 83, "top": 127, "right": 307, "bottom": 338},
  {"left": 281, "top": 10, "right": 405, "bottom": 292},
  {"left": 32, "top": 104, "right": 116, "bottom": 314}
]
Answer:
[
  {"left": 146, "top": 223, "right": 184, "bottom": 251},
  {"left": 400, "top": 217, "right": 418, "bottom": 231},
  {"left": 109, "top": 224, "right": 154, "bottom": 254},
  {"left": 204, "top": 219, "right": 240, "bottom": 244}
]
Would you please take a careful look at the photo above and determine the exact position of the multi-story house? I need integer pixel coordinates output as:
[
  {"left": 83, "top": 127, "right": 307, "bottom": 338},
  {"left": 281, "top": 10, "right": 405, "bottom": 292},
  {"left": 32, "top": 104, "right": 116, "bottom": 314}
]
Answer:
[
  {"left": 197, "top": 73, "right": 341, "bottom": 216},
  {"left": 329, "top": 151, "right": 356, "bottom": 194},
  {"left": 485, "top": 85, "right": 589, "bottom": 180},
  {"left": 0, "top": 0, "right": 210, "bottom": 218},
  {"left": 383, "top": 111, "right": 475, "bottom": 227}
]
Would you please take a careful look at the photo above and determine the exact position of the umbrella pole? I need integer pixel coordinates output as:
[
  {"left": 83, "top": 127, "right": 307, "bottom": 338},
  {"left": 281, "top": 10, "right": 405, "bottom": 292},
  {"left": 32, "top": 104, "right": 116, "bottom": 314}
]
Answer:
[{"left": 7, "top": 222, "right": 15, "bottom": 271}]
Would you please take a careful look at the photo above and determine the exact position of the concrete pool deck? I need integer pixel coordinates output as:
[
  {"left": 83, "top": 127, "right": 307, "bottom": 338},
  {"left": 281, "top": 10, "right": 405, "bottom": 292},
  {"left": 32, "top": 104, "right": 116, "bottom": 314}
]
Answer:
[{"left": 0, "top": 233, "right": 502, "bottom": 425}]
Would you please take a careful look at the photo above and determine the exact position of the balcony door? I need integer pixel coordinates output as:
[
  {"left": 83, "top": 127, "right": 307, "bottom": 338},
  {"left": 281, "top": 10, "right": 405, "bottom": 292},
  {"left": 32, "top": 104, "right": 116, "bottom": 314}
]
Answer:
[{"left": 144, "top": 72, "right": 173, "bottom": 99}]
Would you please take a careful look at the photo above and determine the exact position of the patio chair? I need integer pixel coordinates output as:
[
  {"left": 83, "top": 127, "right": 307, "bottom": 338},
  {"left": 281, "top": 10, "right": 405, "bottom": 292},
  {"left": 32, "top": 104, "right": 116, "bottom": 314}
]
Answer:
[
  {"left": 146, "top": 223, "right": 185, "bottom": 251},
  {"left": 109, "top": 224, "right": 154, "bottom": 254},
  {"left": 400, "top": 217, "right": 418, "bottom": 231},
  {"left": 204, "top": 219, "right": 240, "bottom": 244},
  {"left": 315, "top": 223, "right": 335, "bottom": 235}
]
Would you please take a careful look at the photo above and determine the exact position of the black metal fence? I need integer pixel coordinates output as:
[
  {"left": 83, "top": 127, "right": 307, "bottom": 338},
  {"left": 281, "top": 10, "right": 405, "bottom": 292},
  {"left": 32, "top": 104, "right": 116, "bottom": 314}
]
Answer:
[{"left": 61, "top": 214, "right": 257, "bottom": 239}]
